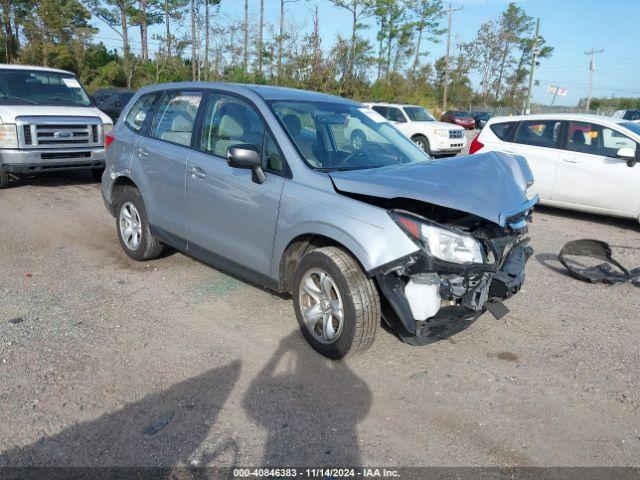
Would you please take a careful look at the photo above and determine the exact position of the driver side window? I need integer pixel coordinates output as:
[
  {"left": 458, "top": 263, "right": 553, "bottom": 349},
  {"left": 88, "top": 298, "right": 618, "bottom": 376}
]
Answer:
[{"left": 566, "top": 121, "right": 637, "bottom": 157}]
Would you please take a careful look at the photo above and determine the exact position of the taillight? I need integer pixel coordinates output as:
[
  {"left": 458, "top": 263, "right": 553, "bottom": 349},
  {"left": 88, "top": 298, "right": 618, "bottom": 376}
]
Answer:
[
  {"left": 469, "top": 135, "right": 484, "bottom": 154},
  {"left": 105, "top": 133, "right": 115, "bottom": 149}
]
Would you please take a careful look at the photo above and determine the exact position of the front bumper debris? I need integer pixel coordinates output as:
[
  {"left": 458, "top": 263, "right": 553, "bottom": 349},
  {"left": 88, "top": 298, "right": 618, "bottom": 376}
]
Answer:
[{"left": 374, "top": 239, "right": 533, "bottom": 345}]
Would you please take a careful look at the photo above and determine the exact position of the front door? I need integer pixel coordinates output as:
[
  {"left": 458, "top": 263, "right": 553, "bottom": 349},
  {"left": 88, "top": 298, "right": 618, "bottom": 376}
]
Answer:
[
  {"left": 553, "top": 121, "right": 640, "bottom": 215},
  {"left": 186, "top": 93, "right": 286, "bottom": 280}
]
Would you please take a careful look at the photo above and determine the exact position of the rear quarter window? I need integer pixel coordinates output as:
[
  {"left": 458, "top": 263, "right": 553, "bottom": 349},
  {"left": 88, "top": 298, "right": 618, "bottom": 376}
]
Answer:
[
  {"left": 489, "top": 122, "right": 516, "bottom": 141},
  {"left": 124, "top": 93, "right": 157, "bottom": 132}
]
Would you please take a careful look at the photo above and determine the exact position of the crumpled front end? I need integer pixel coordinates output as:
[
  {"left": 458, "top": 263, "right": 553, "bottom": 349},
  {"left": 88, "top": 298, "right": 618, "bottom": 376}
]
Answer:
[{"left": 372, "top": 199, "right": 536, "bottom": 345}]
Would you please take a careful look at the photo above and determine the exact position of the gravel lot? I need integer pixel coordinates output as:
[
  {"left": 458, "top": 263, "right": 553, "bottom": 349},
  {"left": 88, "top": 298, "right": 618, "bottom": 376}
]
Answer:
[{"left": 1, "top": 133, "right": 639, "bottom": 467}]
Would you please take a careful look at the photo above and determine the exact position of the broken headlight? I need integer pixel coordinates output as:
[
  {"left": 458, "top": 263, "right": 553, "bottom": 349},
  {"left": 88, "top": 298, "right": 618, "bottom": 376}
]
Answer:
[{"left": 391, "top": 211, "right": 484, "bottom": 264}]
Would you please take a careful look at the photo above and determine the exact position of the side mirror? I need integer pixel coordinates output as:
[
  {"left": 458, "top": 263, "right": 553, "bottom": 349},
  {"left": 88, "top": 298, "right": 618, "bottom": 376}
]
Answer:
[
  {"left": 616, "top": 147, "right": 637, "bottom": 167},
  {"left": 227, "top": 144, "right": 266, "bottom": 184}
]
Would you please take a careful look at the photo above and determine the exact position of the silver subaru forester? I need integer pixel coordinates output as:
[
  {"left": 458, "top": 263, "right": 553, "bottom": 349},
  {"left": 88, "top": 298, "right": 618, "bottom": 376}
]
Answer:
[{"left": 101, "top": 82, "right": 538, "bottom": 359}]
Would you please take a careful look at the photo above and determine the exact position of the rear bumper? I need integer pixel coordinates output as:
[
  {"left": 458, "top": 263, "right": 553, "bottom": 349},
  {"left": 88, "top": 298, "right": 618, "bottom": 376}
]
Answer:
[{"left": 0, "top": 148, "right": 105, "bottom": 173}]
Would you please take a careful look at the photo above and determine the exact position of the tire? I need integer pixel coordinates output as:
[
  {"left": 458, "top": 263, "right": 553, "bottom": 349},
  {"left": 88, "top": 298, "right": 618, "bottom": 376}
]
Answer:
[
  {"left": 0, "top": 170, "right": 8, "bottom": 189},
  {"left": 114, "top": 186, "right": 164, "bottom": 261},
  {"left": 350, "top": 130, "right": 366, "bottom": 151},
  {"left": 292, "top": 246, "right": 380, "bottom": 359},
  {"left": 412, "top": 134, "right": 431, "bottom": 155},
  {"left": 90, "top": 168, "right": 104, "bottom": 182}
]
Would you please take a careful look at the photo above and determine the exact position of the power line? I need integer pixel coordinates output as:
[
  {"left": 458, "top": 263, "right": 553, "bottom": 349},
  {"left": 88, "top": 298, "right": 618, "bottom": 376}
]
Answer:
[
  {"left": 442, "top": 2, "right": 463, "bottom": 111},
  {"left": 585, "top": 47, "right": 604, "bottom": 110},
  {"left": 524, "top": 18, "right": 540, "bottom": 114}
]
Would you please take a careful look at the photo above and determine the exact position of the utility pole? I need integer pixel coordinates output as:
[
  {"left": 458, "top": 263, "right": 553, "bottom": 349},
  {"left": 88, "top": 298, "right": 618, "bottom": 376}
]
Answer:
[
  {"left": 442, "top": 3, "right": 463, "bottom": 111},
  {"left": 585, "top": 48, "right": 604, "bottom": 111},
  {"left": 524, "top": 18, "right": 540, "bottom": 115}
]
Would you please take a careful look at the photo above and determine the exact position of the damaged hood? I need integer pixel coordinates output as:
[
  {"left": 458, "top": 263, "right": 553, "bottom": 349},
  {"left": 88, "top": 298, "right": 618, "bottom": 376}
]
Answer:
[{"left": 329, "top": 151, "right": 537, "bottom": 226}]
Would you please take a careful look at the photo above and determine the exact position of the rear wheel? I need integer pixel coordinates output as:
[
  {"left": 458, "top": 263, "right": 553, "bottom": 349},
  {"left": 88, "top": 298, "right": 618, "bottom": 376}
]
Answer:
[
  {"left": 412, "top": 134, "right": 431, "bottom": 155},
  {"left": 0, "top": 170, "right": 9, "bottom": 189},
  {"left": 115, "top": 187, "right": 164, "bottom": 261},
  {"left": 292, "top": 246, "right": 380, "bottom": 359}
]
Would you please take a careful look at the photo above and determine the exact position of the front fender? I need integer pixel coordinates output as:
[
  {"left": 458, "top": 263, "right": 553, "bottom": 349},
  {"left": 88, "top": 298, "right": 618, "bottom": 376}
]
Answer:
[{"left": 271, "top": 181, "right": 419, "bottom": 281}]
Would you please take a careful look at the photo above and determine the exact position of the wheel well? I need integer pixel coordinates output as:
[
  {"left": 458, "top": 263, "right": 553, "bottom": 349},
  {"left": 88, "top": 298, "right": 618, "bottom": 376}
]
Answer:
[
  {"left": 278, "top": 234, "right": 367, "bottom": 293},
  {"left": 411, "top": 133, "right": 428, "bottom": 141},
  {"left": 112, "top": 176, "right": 138, "bottom": 199}
]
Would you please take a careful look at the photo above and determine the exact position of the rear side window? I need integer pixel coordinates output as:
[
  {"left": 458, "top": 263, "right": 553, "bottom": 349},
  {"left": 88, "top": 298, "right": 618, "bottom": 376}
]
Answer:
[
  {"left": 124, "top": 94, "right": 157, "bottom": 132},
  {"left": 371, "top": 106, "right": 388, "bottom": 118},
  {"left": 151, "top": 91, "right": 202, "bottom": 147},
  {"left": 386, "top": 107, "right": 406, "bottom": 122},
  {"left": 513, "top": 120, "right": 561, "bottom": 148},
  {"left": 489, "top": 122, "right": 516, "bottom": 141},
  {"left": 623, "top": 111, "right": 640, "bottom": 121}
]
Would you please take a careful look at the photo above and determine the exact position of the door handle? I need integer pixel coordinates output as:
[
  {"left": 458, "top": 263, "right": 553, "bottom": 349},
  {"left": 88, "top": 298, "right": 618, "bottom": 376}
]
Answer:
[
  {"left": 190, "top": 166, "right": 206, "bottom": 179},
  {"left": 137, "top": 147, "right": 149, "bottom": 157},
  {"left": 561, "top": 157, "right": 580, "bottom": 164}
]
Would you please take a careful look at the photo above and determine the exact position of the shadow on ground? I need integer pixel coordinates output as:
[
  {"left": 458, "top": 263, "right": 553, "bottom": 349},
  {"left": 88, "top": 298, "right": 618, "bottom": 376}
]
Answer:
[
  {"left": 5, "top": 170, "right": 100, "bottom": 189},
  {"left": 0, "top": 361, "right": 241, "bottom": 468},
  {"left": 534, "top": 205, "right": 639, "bottom": 231},
  {"left": 243, "top": 331, "right": 371, "bottom": 466}
]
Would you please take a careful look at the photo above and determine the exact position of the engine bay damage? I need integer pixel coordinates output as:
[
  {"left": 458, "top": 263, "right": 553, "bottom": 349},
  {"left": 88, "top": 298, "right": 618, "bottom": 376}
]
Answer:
[{"left": 364, "top": 196, "right": 534, "bottom": 345}]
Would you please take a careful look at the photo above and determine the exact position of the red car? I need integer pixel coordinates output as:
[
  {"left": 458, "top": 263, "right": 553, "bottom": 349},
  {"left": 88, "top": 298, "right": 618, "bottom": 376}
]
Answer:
[{"left": 440, "top": 110, "right": 476, "bottom": 129}]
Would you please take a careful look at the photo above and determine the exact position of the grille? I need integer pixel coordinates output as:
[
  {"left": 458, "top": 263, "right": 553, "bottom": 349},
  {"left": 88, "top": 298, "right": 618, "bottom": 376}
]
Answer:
[
  {"left": 448, "top": 130, "right": 464, "bottom": 139},
  {"left": 16, "top": 117, "right": 103, "bottom": 149},
  {"left": 41, "top": 152, "right": 92, "bottom": 160}
]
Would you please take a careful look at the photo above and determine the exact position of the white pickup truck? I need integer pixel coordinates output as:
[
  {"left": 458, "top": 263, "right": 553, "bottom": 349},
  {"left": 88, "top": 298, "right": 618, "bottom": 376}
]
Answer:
[{"left": 0, "top": 64, "right": 113, "bottom": 188}]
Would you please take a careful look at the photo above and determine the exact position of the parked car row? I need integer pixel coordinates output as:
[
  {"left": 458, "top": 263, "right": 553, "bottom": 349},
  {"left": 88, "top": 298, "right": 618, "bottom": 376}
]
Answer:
[{"left": 6, "top": 62, "right": 637, "bottom": 360}]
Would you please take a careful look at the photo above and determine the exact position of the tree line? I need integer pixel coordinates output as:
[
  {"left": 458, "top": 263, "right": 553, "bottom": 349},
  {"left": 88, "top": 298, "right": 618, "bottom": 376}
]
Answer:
[{"left": 0, "top": 0, "right": 553, "bottom": 112}]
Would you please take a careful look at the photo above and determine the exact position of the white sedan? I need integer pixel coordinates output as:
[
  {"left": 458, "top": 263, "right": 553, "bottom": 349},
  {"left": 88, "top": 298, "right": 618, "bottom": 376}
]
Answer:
[{"left": 470, "top": 113, "right": 640, "bottom": 224}]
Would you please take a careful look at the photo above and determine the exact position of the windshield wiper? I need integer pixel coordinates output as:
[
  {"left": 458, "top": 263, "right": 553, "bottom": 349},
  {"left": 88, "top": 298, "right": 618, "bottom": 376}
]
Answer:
[
  {"left": 45, "top": 96, "right": 85, "bottom": 106},
  {"left": 317, "top": 165, "right": 380, "bottom": 172},
  {"left": 0, "top": 95, "right": 37, "bottom": 105}
]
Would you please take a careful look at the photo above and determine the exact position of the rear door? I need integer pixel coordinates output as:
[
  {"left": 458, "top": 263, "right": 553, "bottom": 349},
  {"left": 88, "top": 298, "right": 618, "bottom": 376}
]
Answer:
[
  {"left": 186, "top": 92, "right": 286, "bottom": 280},
  {"left": 552, "top": 121, "right": 640, "bottom": 215},
  {"left": 136, "top": 90, "right": 203, "bottom": 240},
  {"left": 499, "top": 119, "right": 563, "bottom": 200}
]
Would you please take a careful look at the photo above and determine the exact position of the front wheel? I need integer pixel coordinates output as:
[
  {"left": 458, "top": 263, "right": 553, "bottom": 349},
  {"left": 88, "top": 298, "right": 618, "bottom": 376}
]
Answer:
[
  {"left": 292, "top": 246, "right": 380, "bottom": 359},
  {"left": 412, "top": 135, "right": 431, "bottom": 155}
]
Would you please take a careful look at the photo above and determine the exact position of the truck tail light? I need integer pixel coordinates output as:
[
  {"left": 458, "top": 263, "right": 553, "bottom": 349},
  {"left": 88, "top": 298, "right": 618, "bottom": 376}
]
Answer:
[
  {"left": 105, "top": 133, "right": 115, "bottom": 150},
  {"left": 469, "top": 135, "right": 484, "bottom": 154}
]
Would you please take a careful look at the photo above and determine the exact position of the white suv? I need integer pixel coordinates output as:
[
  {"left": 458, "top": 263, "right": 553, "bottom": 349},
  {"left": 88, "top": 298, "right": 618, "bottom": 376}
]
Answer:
[
  {"left": 361, "top": 102, "right": 466, "bottom": 157},
  {"left": 0, "top": 64, "right": 113, "bottom": 188},
  {"left": 471, "top": 113, "right": 640, "bottom": 223}
]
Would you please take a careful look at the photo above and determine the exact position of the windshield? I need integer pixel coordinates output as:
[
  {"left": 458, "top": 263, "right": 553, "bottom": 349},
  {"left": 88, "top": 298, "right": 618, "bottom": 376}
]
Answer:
[
  {"left": 403, "top": 106, "right": 435, "bottom": 122},
  {"left": 270, "top": 101, "right": 432, "bottom": 171},
  {"left": 623, "top": 111, "right": 640, "bottom": 121},
  {"left": 621, "top": 122, "right": 640, "bottom": 136},
  {"left": 454, "top": 111, "right": 472, "bottom": 118},
  {"left": 0, "top": 70, "right": 92, "bottom": 107}
]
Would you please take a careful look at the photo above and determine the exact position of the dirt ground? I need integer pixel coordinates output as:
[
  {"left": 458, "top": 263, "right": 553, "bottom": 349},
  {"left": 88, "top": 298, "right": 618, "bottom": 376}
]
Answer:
[{"left": 1, "top": 140, "right": 639, "bottom": 467}]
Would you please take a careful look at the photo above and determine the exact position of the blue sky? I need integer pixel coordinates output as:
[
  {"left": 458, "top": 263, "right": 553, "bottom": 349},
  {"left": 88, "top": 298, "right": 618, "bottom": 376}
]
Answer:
[{"left": 92, "top": 0, "right": 639, "bottom": 106}]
